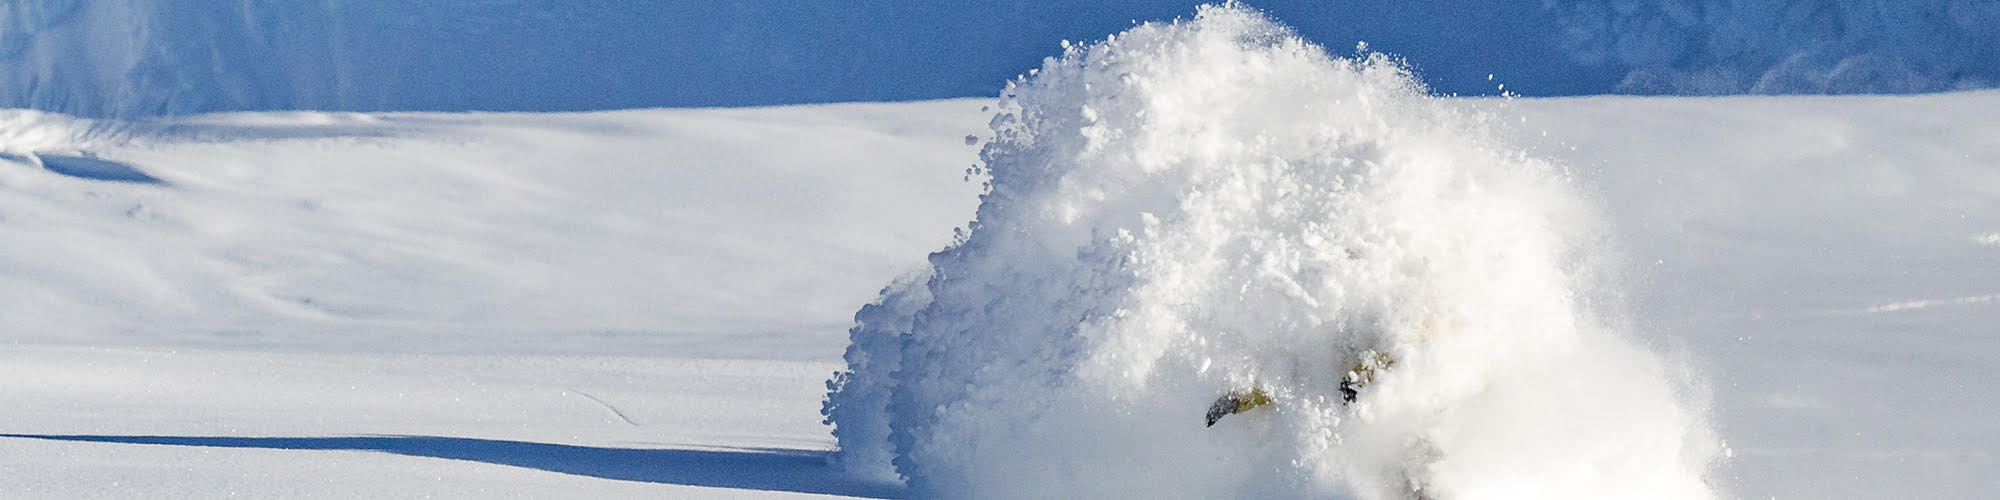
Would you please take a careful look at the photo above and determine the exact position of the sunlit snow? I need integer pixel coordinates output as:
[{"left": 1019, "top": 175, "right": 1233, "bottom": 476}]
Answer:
[{"left": 2, "top": 3, "right": 1997, "bottom": 500}]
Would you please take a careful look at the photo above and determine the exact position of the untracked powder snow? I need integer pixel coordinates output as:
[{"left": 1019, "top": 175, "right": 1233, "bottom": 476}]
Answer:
[{"left": 824, "top": 5, "right": 1720, "bottom": 499}]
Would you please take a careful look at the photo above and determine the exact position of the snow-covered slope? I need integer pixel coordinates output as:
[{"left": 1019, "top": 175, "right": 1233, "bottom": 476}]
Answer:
[
  {"left": 0, "top": 98, "right": 988, "bottom": 498},
  {"left": 1516, "top": 91, "right": 2000, "bottom": 499},
  {"left": 0, "top": 347, "right": 895, "bottom": 498},
  {"left": 0, "top": 102, "right": 984, "bottom": 358},
  {"left": 2, "top": 25, "right": 1998, "bottom": 500},
  {"left": 3, "top": 0, "right": 1994, "bottom": 118}
]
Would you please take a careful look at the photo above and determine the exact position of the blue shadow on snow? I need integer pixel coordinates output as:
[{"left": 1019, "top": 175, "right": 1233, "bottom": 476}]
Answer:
[
  {"left": 0, "top": 434, "right": 902, "bottom": 498},
  {"left": 35, "top": 154, "right": 165, "bottom": 184}
]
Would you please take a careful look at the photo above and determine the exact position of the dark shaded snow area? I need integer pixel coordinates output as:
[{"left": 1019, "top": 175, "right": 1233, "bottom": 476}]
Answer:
[{"left": 2, "top": 0, "right": 1996, "bottom": 118}]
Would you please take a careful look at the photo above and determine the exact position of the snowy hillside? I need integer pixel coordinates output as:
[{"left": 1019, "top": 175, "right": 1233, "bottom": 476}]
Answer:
[
  {"left": 0, "top": 100, "right": 990, "bottom": 498},
  {"left": 0, "top": 102, "right": 983, "bottom": 357},
  {"left": 2, "top": 0, "right": 1995, "bottom": 117},
  {"left": 1517, "top": 91, "right": 2000, "bottom": 499},
  {"left": 2, "top": 4, "right": 1998, "bottom": 499},
  {"left": 6, "top": 87, "right": 1995, "bottom": 497}
]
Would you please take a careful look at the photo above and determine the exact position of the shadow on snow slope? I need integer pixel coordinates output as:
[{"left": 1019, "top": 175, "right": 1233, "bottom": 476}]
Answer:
[
  {"left": 0, "top": 434, "right": 902, "bottom": 498},
  {"left": 2, "top": 152, "right": 166, "bottom": 184}
]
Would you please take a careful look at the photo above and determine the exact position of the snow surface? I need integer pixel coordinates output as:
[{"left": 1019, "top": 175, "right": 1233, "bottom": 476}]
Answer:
[
  {"left": 0, "top": 102, "right": 982, "bottom": 358},
  {"left": 2, "top": 0, "right": 1995, "bottom": 118},
  {"left": 1511, "top": 91, "right": 2000, "bottom": 499},
  {"left": 2, "top": 7, "right": 1998, "bottom": 499},
  {"left": 0, "top": 99, "right": 990, "bottom": 498},
  {"left": 0, "top": 346, "right": 896, "bottom": 498}
]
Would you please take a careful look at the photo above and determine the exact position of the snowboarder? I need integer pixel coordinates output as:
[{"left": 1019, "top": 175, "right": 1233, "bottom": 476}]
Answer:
[
  {"left": 1204, "top": 349, "right": 1393, "bottom": 427},
  {"left": 1200, "top": 349, "right": 1436, "bottom": 499}
]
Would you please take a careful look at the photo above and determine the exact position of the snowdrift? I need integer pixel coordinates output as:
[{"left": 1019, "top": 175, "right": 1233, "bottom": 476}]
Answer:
[{"left": 825, "top": 6, "right": 1719, "bottom": 499}]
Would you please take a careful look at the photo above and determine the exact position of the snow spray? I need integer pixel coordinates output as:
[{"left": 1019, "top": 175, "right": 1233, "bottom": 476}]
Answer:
[{"left": 825, "top": 5, "right": 1721, "bottom": 499}]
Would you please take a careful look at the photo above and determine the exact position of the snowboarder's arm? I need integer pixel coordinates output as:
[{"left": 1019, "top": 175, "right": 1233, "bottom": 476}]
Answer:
[{"left": 1204, "top": 387, "right": 1272, "bottom": 427}]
